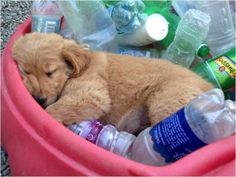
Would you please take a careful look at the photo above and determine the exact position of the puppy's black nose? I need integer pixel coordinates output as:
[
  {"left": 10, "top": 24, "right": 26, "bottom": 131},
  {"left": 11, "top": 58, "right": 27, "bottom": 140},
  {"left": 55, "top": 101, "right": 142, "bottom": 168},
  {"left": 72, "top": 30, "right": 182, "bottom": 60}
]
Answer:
[{"left": 33, "top": 96, "right": 46, "bottom": 105}]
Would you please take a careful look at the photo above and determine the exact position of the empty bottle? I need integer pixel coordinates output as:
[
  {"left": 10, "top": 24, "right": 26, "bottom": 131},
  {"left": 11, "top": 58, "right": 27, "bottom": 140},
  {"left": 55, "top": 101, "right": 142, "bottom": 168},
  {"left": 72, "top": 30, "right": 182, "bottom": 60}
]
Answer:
[
  {"left": 193, "top": 0, "right": 235, "bottom": 56},
  {"left": 143, "top": 0, "right": 181, "bottom": 49},
  {"left": 116, "top": 13, "right": 169, "bottom": 47},
  {"left": 130, "top": 88, "right": 235, "bottom": 166},
  {"left": 31, "top": 0, "right": 62, "bottom": 33},
  {"left": 163, "top": 9, "right": 211, "bottom": 68},
  {"left": 108, "top": 0, "right": 148, "bottom": 34},
  {"left": 229, "top": 0, "right": 236, "bottom": 29},
  {"left": 68, "top": 120, "right": 136, "bottom": 157},
  {"left": 57, "top": 0, "right": 117, "bottom": 52}
]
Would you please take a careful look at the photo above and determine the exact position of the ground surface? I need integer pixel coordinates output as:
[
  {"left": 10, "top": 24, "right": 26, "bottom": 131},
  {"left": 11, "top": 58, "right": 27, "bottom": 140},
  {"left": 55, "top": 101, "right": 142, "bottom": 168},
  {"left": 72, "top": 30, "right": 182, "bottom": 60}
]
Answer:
[{"left": 1, "top": 1, "right": 33, "bottom": 176}]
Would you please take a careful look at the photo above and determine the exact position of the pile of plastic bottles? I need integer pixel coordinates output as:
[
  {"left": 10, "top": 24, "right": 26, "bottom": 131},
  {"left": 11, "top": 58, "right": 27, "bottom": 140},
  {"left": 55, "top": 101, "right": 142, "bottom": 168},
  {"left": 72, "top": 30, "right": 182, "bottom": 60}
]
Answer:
[
  {"left": 68, "top": 88, "right": 235, "bottom": 166},
  {"left": 30, "top": 0, "right": 236, "bottom": 166}
]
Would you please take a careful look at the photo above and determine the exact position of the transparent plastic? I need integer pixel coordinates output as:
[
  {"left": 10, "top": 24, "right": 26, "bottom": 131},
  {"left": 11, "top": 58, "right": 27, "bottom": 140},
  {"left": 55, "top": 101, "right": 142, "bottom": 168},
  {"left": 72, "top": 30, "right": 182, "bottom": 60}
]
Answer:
[
  {"left": 57, "top": 0, "right": 117, "bottom": 52},
  {"left": 185, "top": 89, "right": 236, "bottom": 144},
  {"left": 130, "top": 89, "right": 235, "bottom": 166},
  {"left": 163, "top": 9, "right": 211, "bottom": 68},
  {"left": 68, "top": 120, "right": 136, "bottom": 157},
  {"left": 171, "top": 0, "right": 196, "bottom": 17},
  {"left": 31, "top": 0, "right": 62, "bottom": 33},
  {"left": 172, "top": 0, "right": 235, "bottom": 57},
  {"left": 108, "top": 0, "right": 147, "bottom": 34},
  {"left": 193, "top": 0, "right": 235, "bottom": 56}
]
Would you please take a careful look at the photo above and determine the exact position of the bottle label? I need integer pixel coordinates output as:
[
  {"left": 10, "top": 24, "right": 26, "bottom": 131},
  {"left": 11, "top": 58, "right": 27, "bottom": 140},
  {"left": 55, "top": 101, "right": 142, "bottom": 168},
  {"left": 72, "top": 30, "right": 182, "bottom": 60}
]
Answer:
[
  {"left": 86, "top": 120, "right": 104, "bottom": 144},
  {"left": 32, "top": 15, "right": 61, "bottom": 33},
  {"left": 149, "top": 108, "right": 206, "bottom": 163},
  {"left": 207, "top": 49, "right": 236, "bottom": 91},
  {"left": 119, "top": 46, "right": 151, "bottom": 57}
]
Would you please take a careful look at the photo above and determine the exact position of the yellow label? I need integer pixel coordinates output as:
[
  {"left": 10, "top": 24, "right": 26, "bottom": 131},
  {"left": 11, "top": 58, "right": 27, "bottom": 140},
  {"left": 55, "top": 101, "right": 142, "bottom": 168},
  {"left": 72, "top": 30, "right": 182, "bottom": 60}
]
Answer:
[{"left": 215, "top": 56, "right": 236, "bottom": 78}]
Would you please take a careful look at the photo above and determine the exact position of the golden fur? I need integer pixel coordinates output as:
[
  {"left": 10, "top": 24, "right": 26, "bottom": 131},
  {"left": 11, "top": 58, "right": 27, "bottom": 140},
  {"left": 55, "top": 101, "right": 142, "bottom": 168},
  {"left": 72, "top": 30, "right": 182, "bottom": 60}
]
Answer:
[{"left": 13, "top": 32, "right": 213, "bottom": 133}]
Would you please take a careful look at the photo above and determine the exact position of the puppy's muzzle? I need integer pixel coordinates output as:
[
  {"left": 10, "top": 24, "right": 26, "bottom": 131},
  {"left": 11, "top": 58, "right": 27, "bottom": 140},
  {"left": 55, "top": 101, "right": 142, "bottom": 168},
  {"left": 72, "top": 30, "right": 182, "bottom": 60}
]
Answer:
[{"left": 33, "top": 96, "right": 46, "bottom": 106}]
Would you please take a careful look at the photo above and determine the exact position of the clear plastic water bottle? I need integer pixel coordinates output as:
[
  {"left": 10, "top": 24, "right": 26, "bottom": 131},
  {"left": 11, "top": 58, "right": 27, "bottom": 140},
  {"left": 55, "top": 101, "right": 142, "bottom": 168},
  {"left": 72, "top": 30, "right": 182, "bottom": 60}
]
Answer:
[
  {"left": 31, "top": 0, "right": 62, "bottom": 33},
  {"left": 57, "top": 0, "right": 117, "bottom": 52},
  {"left": 172, "top": 0, "right": 235, "bottom": 57},
  {"left": 193, "top": 0, "right": 235, "bottom": 57},
  {"left": 130, "top": 88, "right": 235, "bottom": 166},
  {"left": 68, "top": 120, "right": 136, "bottom": 157},
  {"left": 229, "top": 1, "right": 236, "bottom": 29},
  {"left": 163, "top": 9, "right": 211, "bottom": 68}
]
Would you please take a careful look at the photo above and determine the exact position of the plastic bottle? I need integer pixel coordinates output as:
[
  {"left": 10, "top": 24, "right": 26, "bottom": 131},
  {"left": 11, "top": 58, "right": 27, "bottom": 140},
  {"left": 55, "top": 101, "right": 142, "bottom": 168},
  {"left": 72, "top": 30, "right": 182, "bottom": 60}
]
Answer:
[
  {"left": 192, "top": 48, "right": 236, "bottom": 99},
  {"left": 68, "top": 120, "right": 136, "bottom": 157},
  {"left": 143, "top": 0, "right": 181, "bottom": 49},
  {"left": 130, "top": 88, "right": 235, "bottom": 166},
  {"left": 57, "top": 0, "right": 117, "bottom": 52},
  {"left": 229, "top": 1, "right": 236, "bottom": 28},
  {"left": 31, "top": 0, "right": 62, "bottom": 33},
  {"left": 193, "top": 0, "right": 235, "bottom": 56},
  {"left": 116, "top": 13, "right": 169, "bottom": 47},
  {"left": 163, "top": 9, "right": 211, "bottom": 68},
  {"left": 59, "top": 18, "right": 75, "bottom": 40},
  {"left": 107, "top": 0, "right": 148, "bottom": 34}
]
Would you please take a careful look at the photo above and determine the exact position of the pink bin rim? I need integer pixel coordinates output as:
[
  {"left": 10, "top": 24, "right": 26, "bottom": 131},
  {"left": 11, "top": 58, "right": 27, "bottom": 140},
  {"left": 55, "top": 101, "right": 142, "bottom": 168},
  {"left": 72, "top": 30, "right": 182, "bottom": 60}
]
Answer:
[{"left": 1, "top": 18, "right": 235, "bottom": 176}]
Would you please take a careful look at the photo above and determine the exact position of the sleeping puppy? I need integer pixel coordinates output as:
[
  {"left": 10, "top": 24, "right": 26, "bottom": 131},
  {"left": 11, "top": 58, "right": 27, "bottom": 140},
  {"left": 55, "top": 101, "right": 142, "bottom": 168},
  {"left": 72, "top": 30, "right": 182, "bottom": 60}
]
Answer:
[{"left": 12, "top": 32, "right": 213, "bottom": 134}]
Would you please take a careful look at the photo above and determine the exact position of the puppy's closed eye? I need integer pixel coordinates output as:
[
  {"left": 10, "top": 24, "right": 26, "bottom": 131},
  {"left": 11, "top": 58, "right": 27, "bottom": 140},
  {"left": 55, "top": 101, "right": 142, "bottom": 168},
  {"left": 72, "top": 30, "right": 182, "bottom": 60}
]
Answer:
[
  {"left": 44, "top": 64, "right": 58, "bottom": 78},
  {"left": 46, "top": 69, "right": 57, "bottom": 78}
]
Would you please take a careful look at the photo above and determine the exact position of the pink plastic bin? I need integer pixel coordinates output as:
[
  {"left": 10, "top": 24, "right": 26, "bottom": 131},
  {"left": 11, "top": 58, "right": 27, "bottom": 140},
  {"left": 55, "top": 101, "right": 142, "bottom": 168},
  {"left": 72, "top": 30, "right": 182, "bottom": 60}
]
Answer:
[{"left": 1, "top": 18, "right": 235, "bottom": 176}]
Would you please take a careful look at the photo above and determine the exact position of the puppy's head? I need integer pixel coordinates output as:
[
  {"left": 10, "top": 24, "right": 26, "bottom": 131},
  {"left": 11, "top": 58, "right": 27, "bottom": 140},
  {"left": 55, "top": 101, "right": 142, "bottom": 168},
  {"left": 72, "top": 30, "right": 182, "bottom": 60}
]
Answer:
[{"left": 12, "top": 32, "right": 90, "bottom": 108}]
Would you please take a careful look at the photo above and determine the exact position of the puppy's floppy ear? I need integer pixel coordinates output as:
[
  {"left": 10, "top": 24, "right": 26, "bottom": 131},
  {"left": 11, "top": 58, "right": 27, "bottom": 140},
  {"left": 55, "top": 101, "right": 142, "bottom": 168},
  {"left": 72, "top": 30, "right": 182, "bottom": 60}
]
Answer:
[{"left": 62, "top": 41, "right": 91, "bottom": 78}]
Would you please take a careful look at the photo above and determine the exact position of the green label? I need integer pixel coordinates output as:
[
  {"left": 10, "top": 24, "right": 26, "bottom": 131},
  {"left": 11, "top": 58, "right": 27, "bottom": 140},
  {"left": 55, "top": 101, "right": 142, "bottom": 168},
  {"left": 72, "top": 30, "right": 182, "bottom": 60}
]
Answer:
[{"left": 207, "top": 50, "right": 236, "bottom": 91}]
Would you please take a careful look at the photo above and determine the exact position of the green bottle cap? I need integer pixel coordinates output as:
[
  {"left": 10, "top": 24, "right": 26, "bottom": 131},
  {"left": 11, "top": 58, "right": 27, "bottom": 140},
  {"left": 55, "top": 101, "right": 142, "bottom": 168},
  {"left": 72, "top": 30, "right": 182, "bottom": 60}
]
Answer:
[{"left": 196, "top": 44, "right": 210, "bottom": 58}]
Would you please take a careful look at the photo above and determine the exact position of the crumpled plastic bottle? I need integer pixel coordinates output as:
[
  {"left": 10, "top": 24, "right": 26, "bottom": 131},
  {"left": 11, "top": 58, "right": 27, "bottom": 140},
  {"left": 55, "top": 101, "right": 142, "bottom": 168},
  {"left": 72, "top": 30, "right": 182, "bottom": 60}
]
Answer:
[
  {"left": 57, "top": 0, "right": 118, "bottom": 52},
  {"left": 108, "top": 0, "right": 148, "bottom": 34}
]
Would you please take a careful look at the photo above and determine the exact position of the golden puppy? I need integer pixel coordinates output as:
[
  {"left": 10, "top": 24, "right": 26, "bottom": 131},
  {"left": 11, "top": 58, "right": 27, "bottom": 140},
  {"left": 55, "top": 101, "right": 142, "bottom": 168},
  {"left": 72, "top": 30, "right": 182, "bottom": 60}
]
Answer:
[{"left": 13, "top": 32, "right": 213, "bottom": 133}]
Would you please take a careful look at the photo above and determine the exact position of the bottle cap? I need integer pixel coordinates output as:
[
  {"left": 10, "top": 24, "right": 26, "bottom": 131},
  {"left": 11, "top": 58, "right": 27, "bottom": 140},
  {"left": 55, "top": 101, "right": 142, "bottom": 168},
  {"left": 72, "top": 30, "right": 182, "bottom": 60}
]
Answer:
[{"left": 196, "top": 44, "right": 210, "bottom": 58}]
